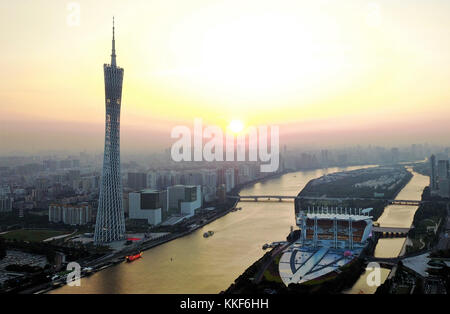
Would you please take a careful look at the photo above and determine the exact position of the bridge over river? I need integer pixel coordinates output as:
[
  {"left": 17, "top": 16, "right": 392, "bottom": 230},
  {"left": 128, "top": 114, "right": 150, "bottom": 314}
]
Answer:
[
  {"left": 227, "top": 195, "right": 450, "bottom": 207},
  {"left": 227, "top": 195, "right": 429, "bottom": 238},
  {"left": 365, "top": 250, "right": 432, "bottom": 268},
  {"left": 228, "top": 195, "right": 423, "bottom": 205},
  {"left": 372, "top": 226, "right": 411, "bottom": 237}
]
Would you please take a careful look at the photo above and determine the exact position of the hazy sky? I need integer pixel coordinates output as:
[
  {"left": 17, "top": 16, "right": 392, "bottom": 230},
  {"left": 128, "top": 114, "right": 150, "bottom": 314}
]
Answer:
[{"left": 1, "top": 0, "right": 450, "bottom": 154}]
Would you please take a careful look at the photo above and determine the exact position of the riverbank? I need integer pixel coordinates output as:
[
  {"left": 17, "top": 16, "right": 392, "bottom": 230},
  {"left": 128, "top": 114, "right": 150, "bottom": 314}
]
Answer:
[
  {"left": 229, "top": 170, "right": 290, "bottom": 194},
  {"left": 345, "top": 168, "right": 430, "bottom": 293},
  {"left": 35, "top": 199, "right": 240, "bottom": 294},
  {"left": 225, "top": 165, "right": 421, "bottom": 294},
  {"left": 403, "top": 187, "right": 447, "bottom": 254},
  {"left": 47, "top": 164, "right": 381, "bottom": 294},
  {"left": 299, "top": 165, "right": 413, "bottom": 222},
  {"left": 224, "top": 237, "right": 379, "bottom": 294},
  {"left": 75, "top": 171, "right": 289, "bottom": 267},
  {"left": 373, "top": 186, "right": 449, "bottom": 294},
  {"left": 42, "top": 173, "right": 293, "bottom": 294}
]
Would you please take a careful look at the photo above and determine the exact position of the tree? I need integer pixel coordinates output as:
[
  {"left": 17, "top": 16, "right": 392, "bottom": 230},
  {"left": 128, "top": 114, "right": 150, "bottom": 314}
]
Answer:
[
  {"left": 0, "top": 238, "right": 6, "bottom": 259},
  {"left": 413, "top": 278, "right": 424, "bottom": 294}
]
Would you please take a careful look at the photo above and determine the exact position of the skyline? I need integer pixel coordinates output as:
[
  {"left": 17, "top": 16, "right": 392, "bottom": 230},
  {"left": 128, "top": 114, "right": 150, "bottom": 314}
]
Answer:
[
  {"left": 1, "top": 0, "right": 450, "bottom": 154},
  {"left": 1, "top": 1, "right": 450, "bottom": 299}
]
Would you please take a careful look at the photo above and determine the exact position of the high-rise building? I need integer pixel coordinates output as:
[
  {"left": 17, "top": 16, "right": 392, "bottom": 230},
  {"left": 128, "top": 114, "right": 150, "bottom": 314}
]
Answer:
[
  {"left": 225, "top": 168, "right": 235, "bottom": 192},
  {"left": 94, "top": 19, "right": 126, "bottom": 243},
  {"left": 202, "top": 170, "right": 217, "bottom": 202},
  {"left": 391, "top": 147, "right": 399, "bottom": 163},
  {"left": 146, "top": 171, "right": 159, "bottom": 189},
  {"left": 430, "top": 155, "right": 437, "bottom": 190},
  {"left": 217, "top": 168, "right": 225, "bottom": 186},
  {"left": 0, "top": 186, "right": 13, "bottom": 213},
  {"left": 437, "top": 159, "right": 449, "bottom": 180},
  {"left": 43, "top": 160, "right": 58, "bottom": 172},
  {"left": 59, "top": 159, "right": 73, "bottom": 169},
  {"left": 217, "top": 184, "right": 227, "bottom": 204},
  {"left": 437, "top": 159, "right": 450, "bottom": 198},
  {"left": 127, "top": 172, "right": 147, "bottom": 190}
]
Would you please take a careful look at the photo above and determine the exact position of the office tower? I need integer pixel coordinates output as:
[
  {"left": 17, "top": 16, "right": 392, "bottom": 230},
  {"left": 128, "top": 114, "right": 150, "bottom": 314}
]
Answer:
[
  {"left": 437, "top": 159, "right": 450, "bottom": 198},
  {"left": 225, "top": 168, "right": 235, "bottom": 192},
  {"left": 94, "top": 19, "right": 126, "bottom": 243},
  {"left": 127, "top": 172, "right": 147, "bottom": 190},
  {"left": 217, "top": 168, "right": 225, "bottom": 186},
  {"left": 202, "top": 170, "right": 218, "bottom": 202},
  {"left": 146, "top": 171, "right": 159, "bottom": 189},
  {"left": 0, "top": 186, "right": 13, "bottom": 212},
  {"left": 430, "top": 154, "right": 437, "bottom": 190},
  {"left": 437, "top": 159, "right": 449, "bottom": 180},
  {"left": 391, "top": 147, "right": 399, "bottom": 163}
]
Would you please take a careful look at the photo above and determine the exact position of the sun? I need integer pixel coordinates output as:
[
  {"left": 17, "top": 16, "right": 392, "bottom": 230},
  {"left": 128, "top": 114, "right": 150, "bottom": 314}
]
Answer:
[{"left": 228, "top": 119, "right": 244, "bottom": 134}]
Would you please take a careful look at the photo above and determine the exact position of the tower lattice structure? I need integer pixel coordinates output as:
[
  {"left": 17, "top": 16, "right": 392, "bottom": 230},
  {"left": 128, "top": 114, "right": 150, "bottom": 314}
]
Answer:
[{"left": 94, "top": 18, "right": 126, "bottom": 243}]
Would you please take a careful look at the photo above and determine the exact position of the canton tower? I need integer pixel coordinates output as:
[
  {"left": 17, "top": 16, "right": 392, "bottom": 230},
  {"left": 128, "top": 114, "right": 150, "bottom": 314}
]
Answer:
[{"left": 94, "top": 18, "right": 126, "bottom": 243}]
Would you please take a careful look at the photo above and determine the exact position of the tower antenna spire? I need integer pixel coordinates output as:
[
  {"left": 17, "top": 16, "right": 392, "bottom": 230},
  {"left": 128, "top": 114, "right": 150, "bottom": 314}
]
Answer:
[{"left": 111, "top": 16, "right": 117, "bottom": 66}]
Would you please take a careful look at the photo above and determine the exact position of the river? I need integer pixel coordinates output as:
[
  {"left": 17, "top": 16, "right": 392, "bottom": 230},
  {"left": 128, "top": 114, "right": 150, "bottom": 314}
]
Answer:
[
  {"left": 344, "top": 168, "right": 429, "bottom": 294},
  {"left": 51, "top": 165, "right": 375, "bottom": 294}
]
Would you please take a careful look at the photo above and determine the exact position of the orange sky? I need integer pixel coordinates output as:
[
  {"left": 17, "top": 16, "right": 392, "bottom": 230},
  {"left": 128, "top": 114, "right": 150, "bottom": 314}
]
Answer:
[{"left": 1, "top": 0, "right": 450, "bottom": 154}]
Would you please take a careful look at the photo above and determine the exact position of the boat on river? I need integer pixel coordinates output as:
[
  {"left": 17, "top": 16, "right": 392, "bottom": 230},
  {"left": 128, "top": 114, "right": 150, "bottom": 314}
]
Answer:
[
  {"left": 203, "top": 231, "right": 214, "bottom": 238},
  {"left": 126, "top": 251, "right": 143, "bottom": 262}
]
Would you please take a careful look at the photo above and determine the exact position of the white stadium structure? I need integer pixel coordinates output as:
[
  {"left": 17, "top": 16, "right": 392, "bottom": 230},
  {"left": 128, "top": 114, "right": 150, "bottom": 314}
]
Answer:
[{"left": 279, "top": 206, "right": 373, "bottom": 285}]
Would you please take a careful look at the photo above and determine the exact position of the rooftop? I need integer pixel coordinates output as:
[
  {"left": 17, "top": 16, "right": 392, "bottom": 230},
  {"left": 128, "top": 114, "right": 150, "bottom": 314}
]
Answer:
[
  {"left": 402, "top": 253, "right": 431, "bottom": 278},
  {"left": 305, "top": 213, "right": 373, "bottom": 221},
  {"left": 137, "top": 189, "right": 163, "bottom": 194},
  {"left": 279, "top": 244, "right": 363, "bottom": 285}
]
